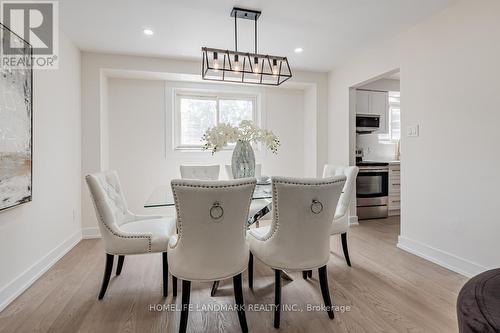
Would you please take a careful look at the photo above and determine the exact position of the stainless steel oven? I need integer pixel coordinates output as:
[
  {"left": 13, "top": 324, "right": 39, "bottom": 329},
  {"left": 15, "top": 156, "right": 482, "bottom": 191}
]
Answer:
[{"left": 356, "top": 163, "right": 389, "bottom": 220}]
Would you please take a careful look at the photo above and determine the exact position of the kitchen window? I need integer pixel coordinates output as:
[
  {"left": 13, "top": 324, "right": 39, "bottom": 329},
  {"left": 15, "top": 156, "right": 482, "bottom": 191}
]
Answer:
[
  {"left": 174, "top": 91, "right": 257, "bottom": 149},
  {"left": 379, "top": 91, "right": 400, "bottom": 142}
]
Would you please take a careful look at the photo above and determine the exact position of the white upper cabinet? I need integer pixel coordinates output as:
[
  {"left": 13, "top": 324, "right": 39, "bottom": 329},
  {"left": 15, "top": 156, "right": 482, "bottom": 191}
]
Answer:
[
  {"left": 356, "top": 90, "right": 388, "bottom": 134},
  {"left": 356, "top": 90, "right": 371, "bottom": 115}
]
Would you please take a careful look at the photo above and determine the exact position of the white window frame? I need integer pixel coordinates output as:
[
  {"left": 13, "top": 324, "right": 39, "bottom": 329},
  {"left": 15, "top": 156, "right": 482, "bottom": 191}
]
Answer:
[
  {"left": 378, "top": 91, "right": 400, "bottom": 143},
  {"left": 173, "top": 89, "right": 259, "bottom": 150}
]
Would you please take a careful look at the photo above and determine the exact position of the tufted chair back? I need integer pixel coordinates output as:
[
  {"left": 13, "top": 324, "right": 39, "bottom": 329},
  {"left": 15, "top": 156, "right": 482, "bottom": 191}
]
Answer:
[
  {"left": 168, "top": 178, "right": 256, "bottom": 281},
  {"left": 225, "top": 164, "right": 262, "bottom": 179},
  {"left": 180, "top": 165, "right": 220, "bottom": 180},
  {"left": 86, "top": 171, "right": 157, "bottom": 255},
  {"left": 262, "top": 176, "right": 345, "bottom": 270},
  {"left": 86, "top": 171, "right": 133, "bottom": 229},
  {"left": 323, "top": 165, "right": 359, "bottom": 219}
]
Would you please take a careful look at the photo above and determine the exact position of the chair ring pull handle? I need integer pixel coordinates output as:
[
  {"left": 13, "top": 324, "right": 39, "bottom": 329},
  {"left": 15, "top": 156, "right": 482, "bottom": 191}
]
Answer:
[
  {"left": 210, "top": 202, "right": 224, "bottom": 220},
  {"left": 311, "top": 200, "right": 323, "bottom": 214}
]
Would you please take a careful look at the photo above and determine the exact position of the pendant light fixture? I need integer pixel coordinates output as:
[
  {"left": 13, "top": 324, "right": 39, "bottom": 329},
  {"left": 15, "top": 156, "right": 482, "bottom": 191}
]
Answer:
[{"left": 202, "top": 7, "right": 292, "bottom": 86}]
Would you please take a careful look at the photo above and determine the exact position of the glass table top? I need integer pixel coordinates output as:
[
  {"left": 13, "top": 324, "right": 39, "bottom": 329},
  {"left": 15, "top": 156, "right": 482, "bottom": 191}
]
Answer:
[{"left": 144, "top": 183, "right": 272, "bottom": 208}]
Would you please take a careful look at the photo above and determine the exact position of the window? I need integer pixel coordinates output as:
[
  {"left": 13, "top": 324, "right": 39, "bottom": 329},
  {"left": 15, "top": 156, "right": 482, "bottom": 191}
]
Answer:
[
  {"left": 379, "top": 91, "right": 400, "bottom": 142},
  {"left": 174, "top": 91, "right": 257, "bottom": 149}
]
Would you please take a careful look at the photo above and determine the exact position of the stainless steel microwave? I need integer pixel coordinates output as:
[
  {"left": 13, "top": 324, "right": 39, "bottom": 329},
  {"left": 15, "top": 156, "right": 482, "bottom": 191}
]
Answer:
[{"left": 356, "top": 114, "right": 380, "bottom": 133}]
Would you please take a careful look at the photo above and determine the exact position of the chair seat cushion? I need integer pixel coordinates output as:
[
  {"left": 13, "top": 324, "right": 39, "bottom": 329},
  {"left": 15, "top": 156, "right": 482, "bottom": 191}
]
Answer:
[
  {"left": 330, "top": 214, "right": 348, "bottom": 235},
  {"left": 121, "top": 217, "right": 176, "bottom": 253},
  {"left": 248, "top": 225, "right": 272, "bottom": 240}
]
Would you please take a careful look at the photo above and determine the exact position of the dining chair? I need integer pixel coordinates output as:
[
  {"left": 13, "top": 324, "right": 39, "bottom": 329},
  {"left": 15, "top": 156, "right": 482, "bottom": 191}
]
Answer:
[
  {"left": 321, "top": 165, "right": 359, "bottom": 267},
  {"left": 169, "top": 178, "right": 256, "bottom": 333},
  {"left": 180, "top": 165, "right": 220, "bottom": 180},
  {"left": 247, "top": 176, "right": 346, "bottom": 328},
  {"left": 86, "top": 171, "right": 177, "bottom": 299}
]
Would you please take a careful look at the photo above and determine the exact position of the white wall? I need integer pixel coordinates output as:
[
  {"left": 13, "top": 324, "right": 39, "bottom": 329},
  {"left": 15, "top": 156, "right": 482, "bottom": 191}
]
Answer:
[
  {"left": 81, "top": 52, "right": 328, "bottom": 232},
  {"left": 107, "top": 78, "right": 305, "bottom": 215},
  {"left": 328, "top": 0, "right": 500, "bottom": 276},
  {"left": 0, "top": 33, "right": 81, "bottom": 310},
  {"left": 358, "top": 78, "right": 400, "bottom": 92}
]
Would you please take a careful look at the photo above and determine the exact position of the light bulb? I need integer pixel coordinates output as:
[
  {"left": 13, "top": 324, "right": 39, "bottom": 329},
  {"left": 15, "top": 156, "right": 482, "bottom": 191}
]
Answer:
[
  {"left": 212, "top": 52, "right": 220, "bottom": 71},
  {"left": 233, "top": 54, "right": 240, "bottom": 72},
  {"left": 272, "top": 59, "right": 279, "bottom": 76},
  {"left": 253, "top": 57, "right": 260, "bottom": 74},
  {"left": 143, "top": 27, "right": 154, "bottom": 36}
]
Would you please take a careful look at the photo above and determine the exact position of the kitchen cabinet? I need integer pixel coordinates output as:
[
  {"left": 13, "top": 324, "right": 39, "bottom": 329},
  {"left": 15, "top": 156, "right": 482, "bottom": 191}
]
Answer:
[
  {"left": 356, "top": 90, "right": 388, "bottom": 134},
  {"left": 388, "top": 163, "right": 400, "bottom": 215},
  {"left": 356, "top": 90, "right": 370, "bottom": 115}
]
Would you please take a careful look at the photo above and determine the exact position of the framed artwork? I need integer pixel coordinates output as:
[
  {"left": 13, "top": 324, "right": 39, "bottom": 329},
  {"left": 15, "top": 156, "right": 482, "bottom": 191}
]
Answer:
[{"left": 0, "top": 23, "right": 33, "bottom": 211}]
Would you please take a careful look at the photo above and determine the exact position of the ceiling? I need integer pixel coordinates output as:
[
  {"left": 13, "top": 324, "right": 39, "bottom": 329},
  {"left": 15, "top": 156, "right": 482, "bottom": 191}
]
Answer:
[{"left": 60, "top": 0, "right": 454, "bottom": 72}]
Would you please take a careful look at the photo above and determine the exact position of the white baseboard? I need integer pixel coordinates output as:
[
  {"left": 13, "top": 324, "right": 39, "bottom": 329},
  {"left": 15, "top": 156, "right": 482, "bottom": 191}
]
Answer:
[
  {"left": 349, "top": 215, "right": 359, "bottom": 226},
  {"left": 82, "top": 227, "right": 101, "bottom": 239},
  {"left": 397, "top": 236, "right": 487, "bottom": 278},
  {"left": 0, "top": 230, "right": 82, "bottom": 312}
]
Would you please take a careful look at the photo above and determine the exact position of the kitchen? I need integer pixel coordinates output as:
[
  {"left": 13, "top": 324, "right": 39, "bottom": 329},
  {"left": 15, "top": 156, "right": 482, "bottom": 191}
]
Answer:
[{"left": 354, "top": 74, "right": 401, "bottom": 221}]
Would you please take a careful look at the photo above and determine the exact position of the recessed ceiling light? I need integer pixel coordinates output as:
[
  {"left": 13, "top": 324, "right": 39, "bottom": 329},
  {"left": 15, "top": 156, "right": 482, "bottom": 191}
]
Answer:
[
  {"left": 294, "top": 47, "right": 303, "bottom": 53},
  {"left": 143, "top": 27, "right": 154, "bottom": 36}
]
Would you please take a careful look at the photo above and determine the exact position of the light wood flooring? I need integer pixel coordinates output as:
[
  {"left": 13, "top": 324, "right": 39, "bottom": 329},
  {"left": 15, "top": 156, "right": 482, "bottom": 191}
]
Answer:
[{"left": 0, "top": 217, "right": 467, "bottom": 332}]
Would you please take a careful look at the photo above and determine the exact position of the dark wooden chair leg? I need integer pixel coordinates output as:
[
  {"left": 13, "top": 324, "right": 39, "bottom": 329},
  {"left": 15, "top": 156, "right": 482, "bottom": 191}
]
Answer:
[
  {"left": 308, "top": 270, "right": 312, "bottom": 278},
  {"left": 318, "top": 265, "right": 334, "bottom": 319},
  {"left": 116, "top": 255, "right": 125, "bottom": 275},
  {"left": 172, "top": 276, "right": 177, "bottom": 297},
  {"left": 341, "top": 233, "right": 352, "bottom": 267},
  {"left": 162, "top": 252, "right": 168, "bottom": 297},
  {"left": 179, "top": 280, "right": 191, "bottom": 333},
  {"left": 211, "top": 281, "right": 219, "bottom": 297},
  {"left": 274, "top": 269, "right": 282, "bottom": 328},
  {"left": 248, "top": 253, "right": 254, "bottom": 289},
  {"left": 98, "top": 254, "right": 114, "bottom": 300},
  {"left": 233, "top": 273, "right": 249, "bottom": 333},
  {"left": 302, "top": 271, "right": 308, "bottom": 279}
]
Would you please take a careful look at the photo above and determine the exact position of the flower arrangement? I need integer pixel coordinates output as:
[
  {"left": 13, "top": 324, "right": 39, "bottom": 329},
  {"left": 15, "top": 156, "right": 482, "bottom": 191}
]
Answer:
[{"left": 202, "top": 120, "right": 280, "bottom": 154}]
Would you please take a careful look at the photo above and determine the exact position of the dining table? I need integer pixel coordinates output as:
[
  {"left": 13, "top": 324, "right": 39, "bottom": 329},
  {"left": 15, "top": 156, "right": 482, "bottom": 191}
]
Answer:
[{"left": 144, "top": 182, "right": 294, "bottom": 295}]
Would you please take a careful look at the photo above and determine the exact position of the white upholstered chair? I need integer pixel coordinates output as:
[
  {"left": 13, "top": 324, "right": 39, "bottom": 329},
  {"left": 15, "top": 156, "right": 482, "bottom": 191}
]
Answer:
[
  {"left": 322, "top": 165, "right": 359, "bottom": 267},
  {"left": 86, "top": 171, "right": 176, "bottom": 299},
  {"left": 247, "top": 176, "right": 346, "bottom": 328},
  {"left": 180, "top": 165, "right": 220, "bottom": 180},
  {"left": 168, "top": 178, "right": 256, "bottom": 333}
]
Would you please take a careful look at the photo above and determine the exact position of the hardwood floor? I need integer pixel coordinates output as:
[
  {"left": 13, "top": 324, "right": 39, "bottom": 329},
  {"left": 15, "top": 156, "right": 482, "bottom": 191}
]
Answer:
[{"left": 0, "top": 217, "right": 467, "bottom": 332}]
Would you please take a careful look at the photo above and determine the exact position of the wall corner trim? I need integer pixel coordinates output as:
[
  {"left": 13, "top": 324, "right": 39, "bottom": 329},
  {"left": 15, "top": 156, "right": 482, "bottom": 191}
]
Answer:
[
  {"left": 0, "top": 230, "right": 82, "bottom": 312},
  {"left": 397, "top": 236, "right": 488, "bottom": 278}
]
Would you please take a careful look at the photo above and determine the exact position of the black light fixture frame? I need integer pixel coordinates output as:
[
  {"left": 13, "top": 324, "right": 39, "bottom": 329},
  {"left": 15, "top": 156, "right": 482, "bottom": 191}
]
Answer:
[{"left": 201, "top": 7, "right": 292, "bottom": 86}]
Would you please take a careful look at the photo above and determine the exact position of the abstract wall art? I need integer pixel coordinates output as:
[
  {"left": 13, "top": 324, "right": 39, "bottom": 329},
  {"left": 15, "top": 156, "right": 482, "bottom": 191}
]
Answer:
[{"left": 0, "top": 23, "right": 33, "bottom": 211}]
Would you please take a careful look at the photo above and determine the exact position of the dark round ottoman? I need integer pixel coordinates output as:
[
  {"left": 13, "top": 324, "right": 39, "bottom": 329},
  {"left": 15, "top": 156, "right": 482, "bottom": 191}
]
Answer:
[{"left": 457, "top": 268, "right": 500, "bottom": 333}]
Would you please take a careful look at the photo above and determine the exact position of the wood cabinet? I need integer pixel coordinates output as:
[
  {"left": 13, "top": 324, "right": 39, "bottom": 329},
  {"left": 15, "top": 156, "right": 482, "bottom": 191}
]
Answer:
[{"left": 356, "top": 90, "right": 388, "bottom": 134}]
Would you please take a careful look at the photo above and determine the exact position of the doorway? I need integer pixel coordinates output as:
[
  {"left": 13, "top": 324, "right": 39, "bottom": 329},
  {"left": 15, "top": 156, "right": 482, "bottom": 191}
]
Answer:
[{"left": 350, "top": 70, "right": 401, "bottom": 227}]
